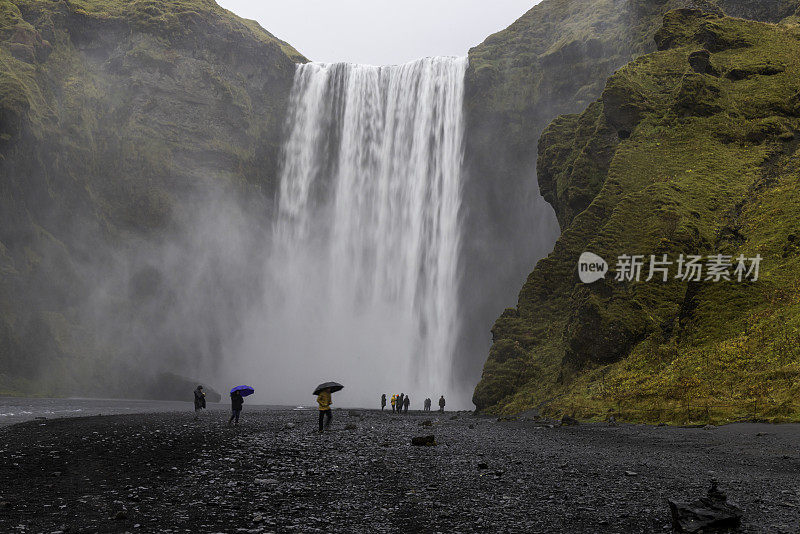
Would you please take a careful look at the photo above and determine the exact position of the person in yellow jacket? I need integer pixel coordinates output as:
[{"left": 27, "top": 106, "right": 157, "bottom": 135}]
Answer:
[
  {"left": 317, "top": 387, "right": 333, "bottom": 432},
  {"left": 390, "top": 394, "right": 396, "bottom": 413}
]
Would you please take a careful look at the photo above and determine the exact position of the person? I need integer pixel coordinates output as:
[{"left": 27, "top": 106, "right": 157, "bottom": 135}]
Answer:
[
  {"left": 193, "top": 385, "right": 206, "bottom": 419},
  {"left": 403, "top": 394, "right": 410, "bottom": 414},
  {"left": 229, "top": 389, "right": 244, "bottom": 426},
  {"left": 398, "top": 393, "right": 405, "bottom": 414},
  {"left": 317, "top": 387, "right": 333, "bottom": 432},
  {"left": 391, "top": 394, "right": 396, "bottom": 413},
  {"left": 381, "top": 393, "right": 386, "bottom": 411},
  {"left": 424, "top": 398, "right": 430, "bottom": 412},
  {"left": 439, "top": 395, "right": 446, "bottom": 413}
]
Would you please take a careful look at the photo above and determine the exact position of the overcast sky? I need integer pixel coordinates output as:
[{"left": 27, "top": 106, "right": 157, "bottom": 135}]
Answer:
[{"left": 217, "top": 0, "right": 542, "bottom": 65}]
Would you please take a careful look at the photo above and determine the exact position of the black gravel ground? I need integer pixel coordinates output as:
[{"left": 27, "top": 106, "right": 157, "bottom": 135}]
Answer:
[{"left": 1, "top": 408, "right": 799, "bottom": 533}]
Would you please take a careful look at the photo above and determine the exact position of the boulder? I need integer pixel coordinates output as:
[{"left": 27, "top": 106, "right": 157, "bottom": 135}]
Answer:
[
  {"left": 411, "top": 435, "right": 436, "bottom": 447},
  {"left": 688, "top": 50, "right": 715, "bottom": 75},
  {"left": 668, "top": 479, "right": 743, "bottom": 533},
  {"left": 561, "top": 415, "right": 579, "bottom": 426}
]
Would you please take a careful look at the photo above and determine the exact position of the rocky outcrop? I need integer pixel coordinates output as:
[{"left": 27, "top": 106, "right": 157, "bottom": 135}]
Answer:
[
  {"left": 457, "top": 0, "right": 799, "bottom": 388},
  {"left": 474, "top": 8, "right": 800, "bottom": 420},
  {"left": 0, "top": 0, "right": 305, "bottom": 396}
]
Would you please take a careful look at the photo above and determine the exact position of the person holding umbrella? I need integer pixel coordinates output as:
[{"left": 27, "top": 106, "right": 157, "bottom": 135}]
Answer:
[
  {"left": 314, "top": 381, "right": 343, "bottom": 432},
  {"left": 228, "top": 385, "right": 254, "bottom": 426},
  {"left": 193, "top": 385, "right": 206, "bottom": 420}
]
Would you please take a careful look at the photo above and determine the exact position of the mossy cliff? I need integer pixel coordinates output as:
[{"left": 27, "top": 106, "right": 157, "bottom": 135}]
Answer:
[
  {"left": 456, "top": 0, "right": 796, "bottom": 387},
  {"left": 0, "top": 0, "right": 305, "bottom": 396},
  {"left": 474, "top": 8, "right": 800, "bottom": 423}
]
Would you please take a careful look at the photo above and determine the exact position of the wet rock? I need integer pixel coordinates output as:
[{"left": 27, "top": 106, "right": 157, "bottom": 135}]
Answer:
[
  {"left": 112, "top": 510, "right": 127, "bottom": 521},
  {"left": 687, "top": 50, "right": 714, "bottom": 75},
  {"left": 345, "top": 423, "right": 357, "bottom": 430},
  {"left": 418, "top": 420, "right": 432, "bottom": 427},
  {"left": 477, "top": 462, "right": 489, "bottom": 470},
  {"left": 668, "top": 479, "right": 742, "bottom": 533},
  {"left": 560, "top": 415, "right": 579, "bottom": 426},
  {"left": 411, "top": 435, "right": 436, "bottom": 447}
]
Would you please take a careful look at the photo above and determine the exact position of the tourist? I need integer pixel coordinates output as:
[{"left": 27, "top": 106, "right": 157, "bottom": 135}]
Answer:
[
  {"left": 317, "top": 387, "right": 333, "bottom": 432},
  {"left": 381, "top": 393, "right": 386, "bottom": 411},
  {"left": 439, "top": 395, "right": 446, "bottom": 413},
  {"left": 391, "top": 394, "right": 396, "bottom": 412},
  {"left": 228, "top": 389, "right": 244, "bottom": 426},
  {"left": 403, "top": 394, "right": 410, "bottom": 413},
  {"left": 193, "top": 385, "right": 206, "bottom": 419},
  {"left": 398, "top": 393, "right": 405, "bottom": 414}
]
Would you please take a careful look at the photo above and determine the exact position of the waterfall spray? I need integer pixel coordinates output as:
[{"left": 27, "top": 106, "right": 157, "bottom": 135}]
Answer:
[{"left": 237, "top": 57, "right": 467, "bottom": 408}]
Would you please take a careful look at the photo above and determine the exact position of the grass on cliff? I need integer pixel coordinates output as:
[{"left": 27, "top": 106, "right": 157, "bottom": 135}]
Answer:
[{"left": 477, "top": 11, "right": 800, "bottom": 424}]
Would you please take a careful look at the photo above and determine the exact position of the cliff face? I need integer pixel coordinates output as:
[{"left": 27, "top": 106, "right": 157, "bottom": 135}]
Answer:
[
  {"left": 457, "top": 0, "right": 735, "bottom": 387},
  {"left": 474, "top": 7, "right": 800, "bottom": 422},
  {"left": 0, "top": 0, "right": 304, "bottom": 395}
]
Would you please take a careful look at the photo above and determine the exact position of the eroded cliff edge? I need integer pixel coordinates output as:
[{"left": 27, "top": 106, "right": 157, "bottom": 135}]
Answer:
[
  {"left": 458, "top": 0, "right": 743, "bottom": 387},
  {"left": 474, "top": 7, "right": 800, "bottom": 422}
]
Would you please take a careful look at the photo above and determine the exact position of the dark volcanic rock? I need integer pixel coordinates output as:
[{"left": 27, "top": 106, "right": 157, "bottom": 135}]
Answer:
[
  {"left": 668, "top": 480, "right": 743, "bottom": 533},
  {"left": 561, "top": 415, "right": 579, "bottom": 426},
  {"left": 688, "top": 49, "right": 713, "bottom": 74},
  {"left": 411, "top": 435, "right": 436, "bottom": 447}
]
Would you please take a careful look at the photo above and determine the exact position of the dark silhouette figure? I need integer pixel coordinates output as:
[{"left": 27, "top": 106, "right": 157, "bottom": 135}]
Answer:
[
  {"left": 403, "top": 395, "right": 410, "bottom": 413},
  {"left": 229, "top": 390, "right": 244, "bottom": 426},
  {"left": 439, "top": 395, "right": 446, "bottom": 413},
  {"left": 398, "top": 393, "right": 405, "bottom": 414},
  {"left": 381, "top": 393, "right": 386, "bottom": 411},
  {"left": 193, "top": 385, "right": 206, "bottom": 419},
  {"left": 317, "top": 387, "right": 333, "bottom": 432},
  {"left": 424, "top": 398, "right": 431, "bottom": 412}
]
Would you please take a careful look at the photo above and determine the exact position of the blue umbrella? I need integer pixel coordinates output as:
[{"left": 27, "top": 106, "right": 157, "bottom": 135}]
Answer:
[{"left": 230, "top": 385, "right": 255, "bottom": 397}]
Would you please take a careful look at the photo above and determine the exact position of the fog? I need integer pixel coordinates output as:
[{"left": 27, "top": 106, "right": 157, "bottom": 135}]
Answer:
[
  {"left": 5, "top": 0, "right": 564, "bottom": 411},
  {"left": 217, "top": 0, "right": 543, "bottom": 65}
]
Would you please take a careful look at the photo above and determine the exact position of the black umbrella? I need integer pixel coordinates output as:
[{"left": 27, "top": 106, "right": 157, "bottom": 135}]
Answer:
[{"left": 313, "top": 382, "right": 344, "bottom": 395}]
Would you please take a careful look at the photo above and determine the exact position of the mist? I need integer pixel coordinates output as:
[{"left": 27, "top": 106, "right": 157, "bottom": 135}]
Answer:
[{"left": 1, "top": 0, "right": 561, "bottom": 411}]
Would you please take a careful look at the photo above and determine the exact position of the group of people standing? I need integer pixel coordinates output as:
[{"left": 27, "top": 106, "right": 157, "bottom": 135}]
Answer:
[
  {"left": 386, "top": 393, "right": 411, "bottom": 413},
  {"left": 380, "top": 393, "right": 446, "bottom": 413}
]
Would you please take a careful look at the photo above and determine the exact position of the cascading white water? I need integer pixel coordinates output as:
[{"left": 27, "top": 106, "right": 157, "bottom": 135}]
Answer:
[{"left": 242, "top": 57, "right": 467, "bottom": 407}]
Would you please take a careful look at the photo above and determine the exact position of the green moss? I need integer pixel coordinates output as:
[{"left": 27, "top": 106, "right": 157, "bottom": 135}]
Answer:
[{"left": 476, "top": 10, "right": 800, "bottom": 424}]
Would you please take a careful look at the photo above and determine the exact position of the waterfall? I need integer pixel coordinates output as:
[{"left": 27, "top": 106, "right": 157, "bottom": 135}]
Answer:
[{"left": 246, "top": 57, "right": 467, "bottom": 407}]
